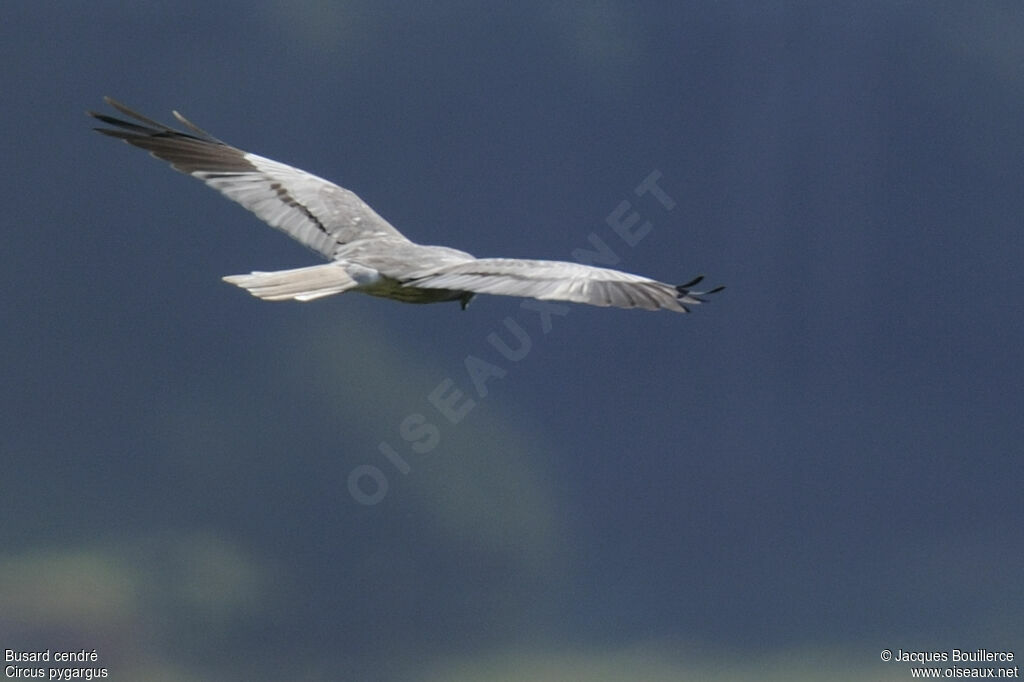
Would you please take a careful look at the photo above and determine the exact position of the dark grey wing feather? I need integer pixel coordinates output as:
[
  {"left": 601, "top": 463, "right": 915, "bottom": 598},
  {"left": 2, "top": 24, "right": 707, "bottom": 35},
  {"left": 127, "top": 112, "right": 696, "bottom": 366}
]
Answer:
[{"left": 406, "top": 258, "right": 723, "bottom": 312}]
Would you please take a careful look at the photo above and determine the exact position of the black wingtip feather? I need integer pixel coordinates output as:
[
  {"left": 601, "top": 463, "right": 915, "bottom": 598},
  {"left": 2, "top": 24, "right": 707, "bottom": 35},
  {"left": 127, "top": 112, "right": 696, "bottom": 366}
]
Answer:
[
  {"left": 89, "top": 97, "right": 219, "bottom": 144},
  {"left": 674, "top": 277, "right": 724, "bottom": 312},
  {"left": 677, "top": 275, "right": 704, "bottom": 290},
  {"left": 172, "top": 110, "right": 220, "bottom": 141},
  {"left": 89, "top": 112, "right": 154, "bottom": 135},
  {"left": 102, "top": 96, "right": 170, "bottom": 131}
]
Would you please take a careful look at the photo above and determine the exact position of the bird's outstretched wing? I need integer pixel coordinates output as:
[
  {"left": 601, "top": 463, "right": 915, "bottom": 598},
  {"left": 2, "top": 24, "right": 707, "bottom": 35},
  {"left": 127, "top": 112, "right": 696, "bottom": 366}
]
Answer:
[
  {"left": 89, "top": 97, "right": 409, "bottom": 258},
  {"left": 406, "top": 259, "right": 723, "bottom": 312}
]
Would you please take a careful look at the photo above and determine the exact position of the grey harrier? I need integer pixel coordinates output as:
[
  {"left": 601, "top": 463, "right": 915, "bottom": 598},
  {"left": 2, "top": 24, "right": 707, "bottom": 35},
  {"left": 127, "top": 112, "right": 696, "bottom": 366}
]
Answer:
[{"left": 90, "top": 98, "right": 722, "bottom": 312}]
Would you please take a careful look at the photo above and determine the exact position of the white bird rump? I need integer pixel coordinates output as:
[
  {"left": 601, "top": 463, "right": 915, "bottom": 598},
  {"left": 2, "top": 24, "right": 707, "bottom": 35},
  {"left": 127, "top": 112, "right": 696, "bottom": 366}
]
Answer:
[{"left": 90, "top": 97, "right": 723, "bottom": 313}]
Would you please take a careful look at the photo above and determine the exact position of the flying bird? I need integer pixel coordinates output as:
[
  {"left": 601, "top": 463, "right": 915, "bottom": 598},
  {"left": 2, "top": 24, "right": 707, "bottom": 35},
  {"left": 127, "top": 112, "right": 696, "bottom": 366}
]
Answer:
[{"left": 89, "top": 97, "right": 722, "bottom": 312}]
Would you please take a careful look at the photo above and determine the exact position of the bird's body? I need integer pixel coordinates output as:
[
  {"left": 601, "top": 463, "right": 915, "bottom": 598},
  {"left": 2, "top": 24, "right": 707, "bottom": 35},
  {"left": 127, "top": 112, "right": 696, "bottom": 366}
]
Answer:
[{"left": 90, "top": 98, "right": 722, "bottom": 312}]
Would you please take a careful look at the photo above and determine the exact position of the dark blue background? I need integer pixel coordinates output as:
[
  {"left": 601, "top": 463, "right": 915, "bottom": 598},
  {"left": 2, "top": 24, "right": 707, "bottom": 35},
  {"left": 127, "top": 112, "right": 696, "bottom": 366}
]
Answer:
[{"left": 2, "top": 3, "right": 1021, "bottom": 680}]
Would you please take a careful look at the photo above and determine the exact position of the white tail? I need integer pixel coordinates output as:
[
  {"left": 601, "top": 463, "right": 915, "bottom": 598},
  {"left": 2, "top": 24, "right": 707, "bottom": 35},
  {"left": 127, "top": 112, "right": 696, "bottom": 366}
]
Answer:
[{"left": 222, "top": 263, "right": 358, "bottom": 301}]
